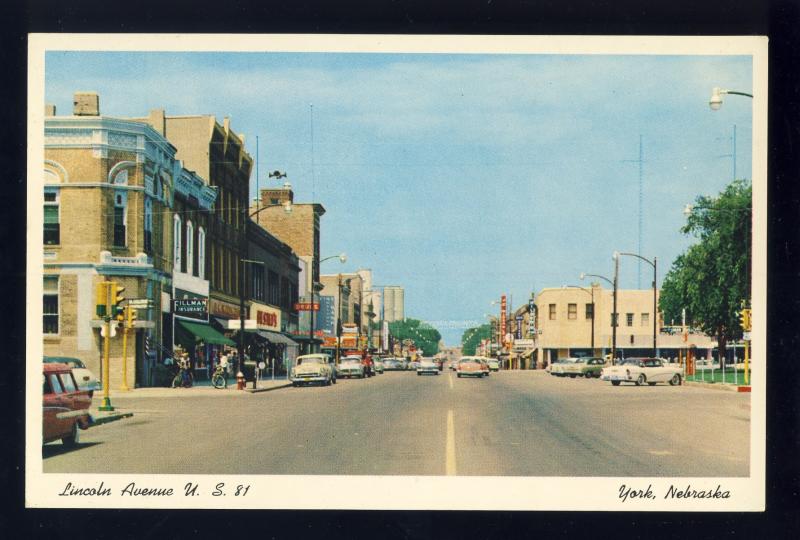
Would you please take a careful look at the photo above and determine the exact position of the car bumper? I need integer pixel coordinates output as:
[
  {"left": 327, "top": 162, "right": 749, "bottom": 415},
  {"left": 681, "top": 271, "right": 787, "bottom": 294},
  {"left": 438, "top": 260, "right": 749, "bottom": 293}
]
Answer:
[
  {"left": 292, "top": 375, "right": 328, "bottom": 382},
  {"left": 417, "top": 368, "right": 438, "bottom": 374},
  {"left": 458, "top": 371, "right": 483, "bottom": 377},
  {"left": 601, "top": 374, "right": 631, "bottom": 382}
]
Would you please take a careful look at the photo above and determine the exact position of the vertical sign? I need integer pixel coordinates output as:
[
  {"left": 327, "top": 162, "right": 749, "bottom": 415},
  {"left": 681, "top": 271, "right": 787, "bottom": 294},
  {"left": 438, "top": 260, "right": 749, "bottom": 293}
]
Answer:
[
  {"left": 528, "top": 295, "right": 536, "bottom": 336},
  {"left": 500, "top": 295, "right": 507, "bottom": 347},
  {"left": 515, "top": 315, "right": 523, "bottom": 339}
]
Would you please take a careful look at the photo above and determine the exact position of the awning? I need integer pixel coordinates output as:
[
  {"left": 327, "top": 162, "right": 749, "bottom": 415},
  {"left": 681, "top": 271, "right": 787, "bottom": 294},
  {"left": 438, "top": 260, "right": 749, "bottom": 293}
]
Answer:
[
  {"left": 255, "top": 330, "right": 299, "bottom": 346},
  {"left": 177, "top": 320, "right": 236, "bottom": 346},
  {"left": 520, "top": 349, "right": 536, "bottom": 358}
]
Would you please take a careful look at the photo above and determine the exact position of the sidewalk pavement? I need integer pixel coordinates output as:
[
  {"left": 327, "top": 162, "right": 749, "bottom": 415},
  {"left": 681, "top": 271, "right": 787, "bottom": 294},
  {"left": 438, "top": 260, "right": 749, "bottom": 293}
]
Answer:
[
  {"left": 91, "top": 378, "right": 292, "bottom": 400},
  {"left": 684, "top": 380, "right": 748, "bottom": 392}
]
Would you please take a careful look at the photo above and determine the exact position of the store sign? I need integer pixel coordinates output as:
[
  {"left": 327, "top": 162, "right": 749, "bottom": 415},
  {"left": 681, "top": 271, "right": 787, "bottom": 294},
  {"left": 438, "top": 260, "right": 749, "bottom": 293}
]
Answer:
[
  {"left": 294, "top": 302, "right": 320, "bottom": 311},
  {"left": 515, "top": 315, "right": 523, "bottom": 339},
  {"left": 251, "top": 303, "right": 281, "bottom": 331},
  {"left": 173, "top": 288, "right": 208, "bottom": 321},
  {"left": 210, "top": 298, "right": 240, "bottom": 319}
]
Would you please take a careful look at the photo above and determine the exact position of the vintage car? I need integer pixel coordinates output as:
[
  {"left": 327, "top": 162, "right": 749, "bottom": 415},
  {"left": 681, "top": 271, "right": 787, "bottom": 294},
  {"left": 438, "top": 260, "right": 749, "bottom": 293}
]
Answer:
[
  {"left": 44, "top": 356, "right": 100, "bottom": 395},
  {"left": 382, "top": 358, "right": 403, "bottom": 371},
  {"left": 338, "top": 355, "right": 367, "bottom": 378},
  {"left": 486, "top": 357, "right": 500, "bottom": 372},
  {"left": 476, "top": 357, "right": 491, "bottom": 376},
  {"left": 373, "top": 358, "right": 385, "bottom": 374},
  {"left": 561, "top": 357, "right": 607, "bottom": 378},
  {"left": 601, "top": 357, "right": 683, "bottom": 386},
  {"left": 43, "top": 362, "right": 93, "bottom": 446},
  {"left": 549, "top": 358, "right": 579, "bottom": 377},
  {"left": 456, "top": 357, "right": 486, "bottom": 378},
  {"left": 291, "top": 354, "right": 336, "bottom": 386},
  {"left": 417, "top": 357, "right": 439, "bottom": 376}
]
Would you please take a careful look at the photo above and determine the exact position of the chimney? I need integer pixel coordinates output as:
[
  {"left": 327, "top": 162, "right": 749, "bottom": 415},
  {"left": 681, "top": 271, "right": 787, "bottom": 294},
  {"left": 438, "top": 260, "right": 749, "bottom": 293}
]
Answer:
[
  {"left": 73, "top": 91, "right": 100, "bottom": 116},
  {"left": 44, "top": 104, "right": 56, "bottom": 116},
  {"left": 148, "top": 109, "right": 166, "bottom": 136}
]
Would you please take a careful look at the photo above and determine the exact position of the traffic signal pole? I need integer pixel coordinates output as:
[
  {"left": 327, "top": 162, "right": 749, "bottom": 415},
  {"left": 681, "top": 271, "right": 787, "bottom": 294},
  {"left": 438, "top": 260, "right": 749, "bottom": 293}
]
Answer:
[{"left": 99, "top": 281, "right": 115, "bottom": 411}]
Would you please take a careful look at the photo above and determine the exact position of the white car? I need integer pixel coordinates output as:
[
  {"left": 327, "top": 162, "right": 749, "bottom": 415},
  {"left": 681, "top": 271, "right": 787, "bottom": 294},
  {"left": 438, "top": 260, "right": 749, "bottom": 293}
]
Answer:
[
  {"left": 549, "top": 358, "right": 578, "bottom": 377},
  {"left": 417, "top": 358, "right": 439, "bottom": 376},
  {"left": 337, "top": 355, "right": 366, "bottom": 379},
  {"left": 291, "top": 354, "right": 336, "bottom": 386},
  {"left": 44, "top": 356, "right": 100, "bottom": 395},
  {"left": 601, "top": 357, "right": 683, "bottom": 386}
]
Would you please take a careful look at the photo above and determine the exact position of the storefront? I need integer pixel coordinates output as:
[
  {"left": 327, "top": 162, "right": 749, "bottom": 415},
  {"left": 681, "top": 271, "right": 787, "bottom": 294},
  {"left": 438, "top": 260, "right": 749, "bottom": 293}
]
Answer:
[
  {"left": 173, "top": 289, "right": 235, "bottom": 380},
  {"left": 249, "top": 302, "right": 299, "bottom": 377}
]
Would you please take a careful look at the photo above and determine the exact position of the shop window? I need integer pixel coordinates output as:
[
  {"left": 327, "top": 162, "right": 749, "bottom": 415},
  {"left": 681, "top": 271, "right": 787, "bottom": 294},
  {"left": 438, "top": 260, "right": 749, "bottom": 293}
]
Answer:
[
  {"left": 43, "top": 276, "right": 59, "bottom": 334},
  {"left": 44, "top": 189, "right": 60, "bottom": 245},
  {"left": 568, "top": 303, "right": 577, "bottom": 320},
  {"left": 626, "top": 313, "right": 634, "bottom": 327},
  {"left": 585, "top": 303, "right": 594, "bottom": 319},
  {"left": 113, "top": 192, "right": 127, "bottom": 247},
  {"left": 548, "top": 304, "right": 556, "bottom": 320},
  {"left": 641, "top": 313, "right": 649, "bottom": 326}
]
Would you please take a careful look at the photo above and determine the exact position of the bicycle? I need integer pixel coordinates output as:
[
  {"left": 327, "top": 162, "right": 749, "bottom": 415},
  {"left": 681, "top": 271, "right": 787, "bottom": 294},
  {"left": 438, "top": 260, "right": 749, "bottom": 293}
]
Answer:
[
  {"left": 211, "top": 364, "right": 228, "bottom": 389},
  {"left": 171, "top": 364, "right": 194, "bottom": 388}
]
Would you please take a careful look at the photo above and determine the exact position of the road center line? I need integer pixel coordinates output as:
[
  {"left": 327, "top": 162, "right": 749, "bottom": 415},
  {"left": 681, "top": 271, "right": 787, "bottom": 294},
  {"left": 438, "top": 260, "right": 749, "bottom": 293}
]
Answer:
[
  {"left": 446, "top": 409, "right": 457, "bottom": 476},
  {"left": 448, "top": 373, "right": 454, "bottom": 389}
]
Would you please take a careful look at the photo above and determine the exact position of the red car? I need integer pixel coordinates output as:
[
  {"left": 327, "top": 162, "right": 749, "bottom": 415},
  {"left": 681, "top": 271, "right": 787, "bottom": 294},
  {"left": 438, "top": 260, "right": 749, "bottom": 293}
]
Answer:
[
  {"left": 456, "top": 357, "right": 487, "bottom": 378},
  {"left": 43, "top": 363, "right": 92, "bottom": 446}
]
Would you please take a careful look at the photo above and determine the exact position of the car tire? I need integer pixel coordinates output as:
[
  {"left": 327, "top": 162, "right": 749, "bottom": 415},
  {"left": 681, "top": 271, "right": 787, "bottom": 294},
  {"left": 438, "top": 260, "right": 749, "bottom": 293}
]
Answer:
[
  {"left": 611, "top": 381, "right": 621, "bottom": 386},
  {"left": 292, "top": 382, "right": 298, "bottom": 387},
  {"left": 636, "top": 374, "right": 646, "bottom": 386},
  {"left": 669, "top": 374, "right": 681, "bottom": 386},
  {"left": 648, "top": 382, "right": 657, "bottom": 386},
  {"left": 62, "top": 422, "right": 79, "bottom": 447},
  {"left": 457, "top": 373, "right": 462, "bottom": 378},
  {"left": 417, "top": 372, "right": 421, "bottom": 376},
  {"left": 569, "top": 374, "right": 577, "bottom": 378}
]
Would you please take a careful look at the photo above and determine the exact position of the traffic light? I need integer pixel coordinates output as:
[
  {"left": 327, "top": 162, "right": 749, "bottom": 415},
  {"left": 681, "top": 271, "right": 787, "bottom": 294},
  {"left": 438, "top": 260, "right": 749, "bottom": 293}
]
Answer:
[
  {"left": 127, "top": 306, "right": 138, "bottom": 329},
  {"left": 739, "top": 308, "right": 752, "bottom": 332},
  {"left": 111, "top": 283, "right": 126, "bottom": 319},
  {"left": 96, "top": 282, "right": 109, "bottom": 317}
]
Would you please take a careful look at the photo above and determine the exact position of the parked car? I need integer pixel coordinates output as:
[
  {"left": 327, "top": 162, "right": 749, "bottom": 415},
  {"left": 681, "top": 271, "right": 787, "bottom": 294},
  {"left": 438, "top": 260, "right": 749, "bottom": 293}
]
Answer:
[
  {"left": 456, "top": 357, "right": 486, "bottom": 378},
  {"left": 44, "top": 356, "right": 100, "bottom": 396},
  {"left": 600, "top": 357, "right": 683, "bottom": 386},
  {"left": 291, "top": 354, "right": 336, "bottom": 386},
  {"left": 486, "top": 358, "right": 500, "bottom": 372},
  {"left": 549, "top": 358, "right": 578, "bottom": 377},
  {"left": 417, "top": 357, "right": 439, "bottom": 376},
  {"left": 373, "top": 358, "right": 385, "bottom": 374},
  {"left": 338, "top": 355, "right": 367, "bottom": 378},
  {"left": 562, "top": 357, "right": 607, "bottom": 378},
  {"left": 43, "top": 363, "right": 93, "bottom": 446}
]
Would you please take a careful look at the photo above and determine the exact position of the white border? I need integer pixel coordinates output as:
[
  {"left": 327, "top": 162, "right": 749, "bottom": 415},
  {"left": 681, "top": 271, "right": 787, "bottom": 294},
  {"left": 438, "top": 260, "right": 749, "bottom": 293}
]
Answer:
[{"left": 26, "top": 33, "right": 767, "bottom": 511}]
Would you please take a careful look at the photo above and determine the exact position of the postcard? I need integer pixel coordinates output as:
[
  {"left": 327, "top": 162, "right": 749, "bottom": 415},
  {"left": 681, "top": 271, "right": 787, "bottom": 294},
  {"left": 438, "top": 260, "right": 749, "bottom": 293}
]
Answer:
[{"left": 27, "top": 34, "right": 766, "bottom": 510}]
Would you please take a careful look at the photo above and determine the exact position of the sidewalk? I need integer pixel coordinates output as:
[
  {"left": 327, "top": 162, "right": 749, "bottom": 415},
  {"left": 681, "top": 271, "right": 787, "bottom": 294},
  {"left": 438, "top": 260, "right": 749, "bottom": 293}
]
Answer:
[{"left": 91, "top": 378, "right": 292, "bottom": 400}]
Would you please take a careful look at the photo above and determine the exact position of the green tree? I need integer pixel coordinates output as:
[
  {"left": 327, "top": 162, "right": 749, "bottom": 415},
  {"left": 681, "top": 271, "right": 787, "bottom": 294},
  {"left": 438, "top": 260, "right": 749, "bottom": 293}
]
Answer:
[
  {"left": 461, "top": 324, "right": 492, "bottom": 355},
  {"left": 659, "top": 179, "right": 752, "bottom": 362},
  {"left": 388, "top": 318, "right": 442, "bottom": 356}
]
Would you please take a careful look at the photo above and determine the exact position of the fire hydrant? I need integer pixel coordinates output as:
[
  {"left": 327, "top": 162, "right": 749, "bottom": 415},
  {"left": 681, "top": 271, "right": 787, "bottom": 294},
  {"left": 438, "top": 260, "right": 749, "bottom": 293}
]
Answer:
[{"left": 236, "top": 371, "right": 245, "bottom": 390}]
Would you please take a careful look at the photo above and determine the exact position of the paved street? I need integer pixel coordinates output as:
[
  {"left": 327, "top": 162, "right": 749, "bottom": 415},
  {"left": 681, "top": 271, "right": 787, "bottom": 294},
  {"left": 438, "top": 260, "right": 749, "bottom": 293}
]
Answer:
[{"left": 43, "top": 371, "right": 750, "bottom": 477}]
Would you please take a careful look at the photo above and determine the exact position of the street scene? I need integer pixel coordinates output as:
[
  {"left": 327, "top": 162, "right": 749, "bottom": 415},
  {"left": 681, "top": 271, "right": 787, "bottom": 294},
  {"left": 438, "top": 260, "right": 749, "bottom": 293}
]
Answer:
[{"left": 36, "top": 42, "right": 756, "bottom": 481}]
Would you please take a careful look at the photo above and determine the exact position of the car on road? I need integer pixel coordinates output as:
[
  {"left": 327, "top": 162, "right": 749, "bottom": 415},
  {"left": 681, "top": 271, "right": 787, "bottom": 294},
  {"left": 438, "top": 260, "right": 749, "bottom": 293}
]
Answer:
[
  {"left": 562, "top": 357, "right": 607, "bottom": 378},
  {"left": 43, "top": 362, "right": 93, "bottom": 446},
  {"left": 476, "top": 357, "right": 491, "bottom": 377},
  {"left": 291, "top": 354, "right": 337, "bottom": 386},
  {"left": 548, "top": 358, "right": 578, "bottom": 377},
  {"left": 408, "top": 360, "right": 420, "bottom": 371},
  {"left": 382, "top": 358, "right": 403, "bottom": 371},
  {"left": 44, "top": 356, "right": 100, "bottom": 396},
  {"left": 417, "top": 357, "right": 439, "bottom": 376},
  {"left": 338, "top": 355, "right": 367, "bottom": 378},
  {"left": 456, "top": 357, "right": 486, "bottom": 378},
  {"left": 600, "top": 357, "right": 683, "bottom": 386},
  {"left": 486, "top": 358, "right": 500, "bottom": 372},
  {"left": 447, "top": 359, "right": 458, "bottom": 371},
  {"left": 373, "top": 358, "right": 385, "bottom": 374}
]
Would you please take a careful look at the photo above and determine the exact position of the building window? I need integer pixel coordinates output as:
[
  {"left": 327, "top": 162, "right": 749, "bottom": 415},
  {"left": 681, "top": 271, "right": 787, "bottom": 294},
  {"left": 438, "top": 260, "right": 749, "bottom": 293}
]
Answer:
[
  {"left": 113, "top": 192, "right": 127, "bottom": 247},
  {"left": 144, "top": 198, "right": 153, "bottom": 252},
  {"left": 568, "top": 303, "right": 577, "bottom": 320},
  {"left": 186, "top": 220, "right": 194, "bottom": 276},
  {"left": 641, "top": 313, "right": 649, "bottom": 326},
  {"left": 251, "top": 264, "right": 265, "bottom": 301},
  {"left": 626, "top": 313, "right": 634, "bottom": 327},
  {"left": 44, "top": 189, "right": 60, "bottom": 245},
  {"left": 270, "top": 198, "right": 279, "bottom": 205},
  {"left": 198, "top": 227, "right": 206, "bottom": 280},
  {"left": 548, "top": 304, "right": 556, "bottom": 320},
  {"left": 585, "top": 303, "right": 594, "bottom": 319},
  {"left": 173, "top": 214, "right": 182, "bottom": 270},
  {"left": 268, "top": 270, "right": 279, "bottom": 306},
  {"left": 43, "top": 276, "right": 59, "bottom": 334}
]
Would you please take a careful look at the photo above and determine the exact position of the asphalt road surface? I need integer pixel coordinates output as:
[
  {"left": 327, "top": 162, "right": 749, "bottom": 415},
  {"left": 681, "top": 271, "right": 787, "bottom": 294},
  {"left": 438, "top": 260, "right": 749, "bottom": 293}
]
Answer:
[{"left": 43, "top": 371, "right": 750, "bottom": 476}]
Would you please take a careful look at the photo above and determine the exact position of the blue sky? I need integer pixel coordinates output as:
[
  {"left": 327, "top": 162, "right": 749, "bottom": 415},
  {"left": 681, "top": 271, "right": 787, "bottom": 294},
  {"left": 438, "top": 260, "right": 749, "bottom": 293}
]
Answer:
[{"left": 44, "top": 51, "right": 753, "bottom": 345}]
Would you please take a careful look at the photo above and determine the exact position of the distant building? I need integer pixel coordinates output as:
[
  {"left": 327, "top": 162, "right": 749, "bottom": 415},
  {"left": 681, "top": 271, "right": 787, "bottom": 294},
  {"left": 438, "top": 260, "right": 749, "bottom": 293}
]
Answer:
[{"left": 382, "top": 286, "right": 404, "bottom": 322}]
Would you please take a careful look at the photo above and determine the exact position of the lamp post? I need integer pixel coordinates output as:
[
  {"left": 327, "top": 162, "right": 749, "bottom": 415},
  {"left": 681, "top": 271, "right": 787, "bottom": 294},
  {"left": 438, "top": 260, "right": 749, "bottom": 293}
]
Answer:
[
  {"left": 708, "top": 87, "right": 753, "bottom": 111},
  {"left": 616, "top": 251, "right": 658, "bottom": 358},
  {"left": 310, "top": 254, "right": 346, "bottom": 354},
  {"left": 566, "top": 284, "right": 595, "bottom": 352},
  {"left": 581, "top": 267, "right": 617, "bottom": 364}
]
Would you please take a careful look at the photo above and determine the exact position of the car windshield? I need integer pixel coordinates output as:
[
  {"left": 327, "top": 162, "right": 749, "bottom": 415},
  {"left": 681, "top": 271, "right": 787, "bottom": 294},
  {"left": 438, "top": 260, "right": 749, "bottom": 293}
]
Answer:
[
  {"left": 622, "top": 359, "right": 643, "bottom": 365},
  {"left": 342, "top": 358, "right": 361, "bottom": 363},
  {"left": 297, "top": 357, "right": 324, "bottom": 365}
]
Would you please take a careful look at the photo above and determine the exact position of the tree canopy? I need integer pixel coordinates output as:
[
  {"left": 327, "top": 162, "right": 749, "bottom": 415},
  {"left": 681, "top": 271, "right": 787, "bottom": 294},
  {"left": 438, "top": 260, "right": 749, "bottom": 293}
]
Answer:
[
  {"left": 659, "top": 179, "right": 752, "bottom": 356},
  {"left": 388, "top": 318, "right": 442, "bottom": 356},
  {"left": 461, "top": 323, "right": 492, "bottom": 356}
]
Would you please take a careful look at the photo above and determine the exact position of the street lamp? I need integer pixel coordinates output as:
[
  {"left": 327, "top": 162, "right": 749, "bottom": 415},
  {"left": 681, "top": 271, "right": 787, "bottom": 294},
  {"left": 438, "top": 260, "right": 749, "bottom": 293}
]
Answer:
[
  {"left": 309, "top": 253, "right": 346, "bottom": 355},
  {"left": 580, "top": 270, "right": 617, "bottom": 363},
  {"left": 566, "top": 284, "right": 595, "bottom": 352},
  {"left": 616, "top": 251, "right": 658, "bottom": 358},
  {"left": 708, "top": 87, "right": 754, "bottom": 111}
]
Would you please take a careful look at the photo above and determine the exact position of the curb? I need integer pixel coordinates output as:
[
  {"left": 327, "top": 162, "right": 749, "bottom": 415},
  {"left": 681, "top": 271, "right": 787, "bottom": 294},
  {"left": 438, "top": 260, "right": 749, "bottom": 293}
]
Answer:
[
  {"left": 684, "top": 381, "right": 743, "bottom": 392},
  {"left": 244, "top": 383, "right": 293, "bottom": 394}
]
